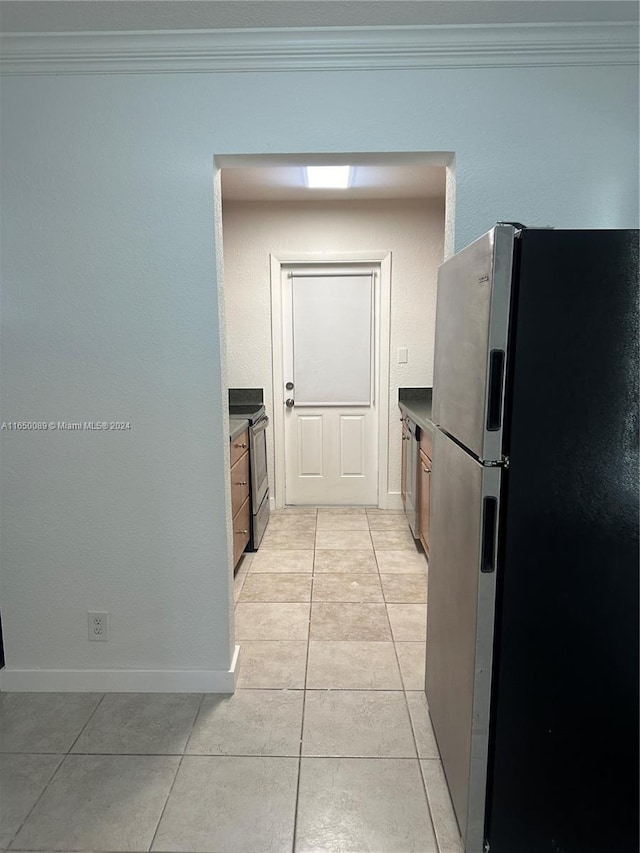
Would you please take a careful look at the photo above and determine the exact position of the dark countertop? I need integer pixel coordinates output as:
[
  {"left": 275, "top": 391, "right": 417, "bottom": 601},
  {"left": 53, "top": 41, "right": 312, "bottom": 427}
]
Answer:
[
  {"left": 398, "top": 387, "right": 434, "bottom": 435},
  {"left": 229, "top": 416, "right": 249, "bottom": 442}
]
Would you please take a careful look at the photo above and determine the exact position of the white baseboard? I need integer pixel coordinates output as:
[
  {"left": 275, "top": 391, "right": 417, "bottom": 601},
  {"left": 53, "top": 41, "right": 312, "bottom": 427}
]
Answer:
[
  {"left": 383, "top": 492, "right": 404, "bottom": 510},
  {"left": 269, "top": 493, "right": 404, "bottom": 510},
  {"left": 269, "top": 494, "right": 402, "bottom": 510},
  {"left": 0, "top": 645, "right": 241, "bottom": 693}
]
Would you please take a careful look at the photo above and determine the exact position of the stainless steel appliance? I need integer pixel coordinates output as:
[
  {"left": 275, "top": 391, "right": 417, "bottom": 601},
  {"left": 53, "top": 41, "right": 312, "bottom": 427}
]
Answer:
[
  {"left": 401, "top": 412, "right": 419, "bottom": 537},
  {"left": 229, "top": 389, "right": 270, "bottom": 551},
  {"left": 426, "top": 224, "right": 639, "bottom": 853},
  {"left": 246, "top": 408, "right": 270, "bottom": 549}
]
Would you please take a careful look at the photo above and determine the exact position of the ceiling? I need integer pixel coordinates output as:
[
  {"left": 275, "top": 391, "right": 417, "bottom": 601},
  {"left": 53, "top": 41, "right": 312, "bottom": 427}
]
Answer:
[
  {"left": 220, "top": 156, "right": 448, "bottom": 203},
  {"left": 0, "top": 1, "right": 637, "bottom": 32}
]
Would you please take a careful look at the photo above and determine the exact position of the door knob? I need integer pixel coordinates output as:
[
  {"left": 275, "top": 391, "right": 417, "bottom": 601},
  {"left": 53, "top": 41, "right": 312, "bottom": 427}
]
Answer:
[
  {"left": 285, "top": 381, "right": 294, "bottom": 391},
  {"left": 285, "top": 398, "right": 295, "bottom": 408}
]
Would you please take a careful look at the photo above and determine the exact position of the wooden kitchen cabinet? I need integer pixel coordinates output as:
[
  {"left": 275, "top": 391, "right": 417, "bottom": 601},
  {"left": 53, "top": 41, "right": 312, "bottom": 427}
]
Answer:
[
  {"left": 230, "top": 428, "right": 249, "bottom": 467},
  {"left": 418, "top": 430, "right": 433, "bottom": 556},
  {"left": 230, "top": 428, "right": 250, "bottom": 569},
  {"left": 232, "top": 495, "right": 251, "bottom": 568}
]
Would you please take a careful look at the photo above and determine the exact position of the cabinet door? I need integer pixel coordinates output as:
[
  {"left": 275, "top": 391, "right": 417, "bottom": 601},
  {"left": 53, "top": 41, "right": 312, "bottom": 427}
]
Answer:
[
  {"left": 419, "top": 450, "right": 431, "bottom": 556},
  {"left": 230, "top": 429, "right": 249, "bottom": 467},
  {"left": 230, "top": 450, "right": 250, "bottom": 518},
  {"left": 420, "top": 429, "right": 433, "bottom": 461},
  {"left": 233, "top": 495, "right": 251, "bottom": 568}
]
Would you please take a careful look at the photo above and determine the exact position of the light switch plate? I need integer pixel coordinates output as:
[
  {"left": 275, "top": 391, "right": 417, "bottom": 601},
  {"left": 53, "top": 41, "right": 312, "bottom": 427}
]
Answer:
[{"left": 398, "top": 347, "right": 408, "bottom": 364}]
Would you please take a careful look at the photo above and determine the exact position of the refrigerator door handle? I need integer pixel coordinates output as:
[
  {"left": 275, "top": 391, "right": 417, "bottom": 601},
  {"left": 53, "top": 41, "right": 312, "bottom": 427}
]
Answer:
[
  {"left": 486, "top": 349, "right": 505, "bottom": 431},
  {"left": 480, "top": 496, "right": 498, "bottom": 573}
]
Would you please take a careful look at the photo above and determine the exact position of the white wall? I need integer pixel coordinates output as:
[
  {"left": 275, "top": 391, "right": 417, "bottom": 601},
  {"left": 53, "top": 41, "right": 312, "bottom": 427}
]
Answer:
[
  {"left": 222, "top": 198, "right": 445, "bottom": 501},
  {"left": 0, "top": 58, "right": 637, "bottom": 689}
]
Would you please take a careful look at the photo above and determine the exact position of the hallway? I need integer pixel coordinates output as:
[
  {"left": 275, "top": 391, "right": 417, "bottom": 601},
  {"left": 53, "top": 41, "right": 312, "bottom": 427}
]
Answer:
[
  {"left": 231, "top": 505, "right": 462, "bottom": 853},
  {"left": 0, "top": 508, "right": 462, "bottom": 853}
]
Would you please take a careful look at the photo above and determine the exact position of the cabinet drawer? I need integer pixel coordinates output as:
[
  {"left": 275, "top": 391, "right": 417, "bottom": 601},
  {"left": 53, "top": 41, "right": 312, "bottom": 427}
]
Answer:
[
  {"left": 233, "top": 495, "right": 251, "bottom": 568},
  {"left": 231, "top": 451, "right": 250, "bottom": 517},
  {"left": 420, "top": 429, "right": 433, "bottom": 461},
  {"left": 230, "top": 429, "right": 249, "bottom": 467}
]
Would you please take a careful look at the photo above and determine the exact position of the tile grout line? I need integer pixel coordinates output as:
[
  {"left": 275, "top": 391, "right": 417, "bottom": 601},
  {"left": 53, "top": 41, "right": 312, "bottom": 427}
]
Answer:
[
  {"left": 241, "top": 510, "right": 434, "bottom": 849},
  {"left": 371, "top": 523, "right": 430, "bottom": 780},
  {"left": 4, "top": 752, "right": 66, "bottom": 851},
  {"left": 417, "top": 758, "right": 446, "bottom": 853},
  {"left": 67, "top": 692, "right": 108, "bottom": 753},
  {"left": 373, "top": 522, "right": 442, "bottom": 851},
  {"left": 179, "top": 691, "right": 207, "bottom": 758},
  {"left": 147, "top": 692, "right": 206, "bottom": 853},
  {"left": 290, "top": 507, "right": 317, "bottom": 853},
  {"left": 147, "top": 753, "right": 185, "bottom": 852},
  {"left": 233, "top": 554, "right": 251, "bottom": 602},
  {"left": 48, "top": 749, "right": 304, "bottom": 758},
  {"left": 371, "top": 516, "right": 442, "bottom": 851},
  {"left": 375, "top": 525, "right": 442, "bottom": 853},
  {"left": 4, "top": 692, "right": 108, "bottom": 851},
  {"left": 375, "top": 546, "right": 399, "bottom": 649}
]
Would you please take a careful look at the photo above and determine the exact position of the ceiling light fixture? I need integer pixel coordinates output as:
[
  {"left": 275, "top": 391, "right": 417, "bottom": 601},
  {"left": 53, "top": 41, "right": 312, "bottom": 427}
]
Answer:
[{"left": 305, "top": 165, "right": 351, "bottom": 189}]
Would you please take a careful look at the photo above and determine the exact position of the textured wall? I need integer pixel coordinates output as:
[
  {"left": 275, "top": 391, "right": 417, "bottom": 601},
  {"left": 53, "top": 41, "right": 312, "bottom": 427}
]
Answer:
[
  {"left": 0, "top": 62, "right": 637, "bottom": 681},
  {"left": 222, "top": 198, "right": 445, "bottom": 500}
]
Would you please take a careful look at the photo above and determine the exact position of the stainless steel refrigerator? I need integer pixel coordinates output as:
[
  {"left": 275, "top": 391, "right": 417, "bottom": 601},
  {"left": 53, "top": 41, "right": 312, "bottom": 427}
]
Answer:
[{"left": 425, "top": 224, "right": 639, "bottom": 853}]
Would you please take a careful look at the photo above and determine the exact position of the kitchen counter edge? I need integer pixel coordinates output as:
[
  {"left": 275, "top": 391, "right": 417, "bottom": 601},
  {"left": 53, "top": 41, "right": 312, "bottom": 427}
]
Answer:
[
  {"left": 229, "top": 416, "right": 250, "bottom": 442},
  {"left": 398, "top": 387, "right": 434, "bottom": 436}
]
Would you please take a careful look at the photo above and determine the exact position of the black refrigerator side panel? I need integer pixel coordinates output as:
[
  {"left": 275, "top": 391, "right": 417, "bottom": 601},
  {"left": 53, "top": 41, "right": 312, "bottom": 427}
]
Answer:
[{"left": 486, "top": 230, "right": 639, "bottom": 853}]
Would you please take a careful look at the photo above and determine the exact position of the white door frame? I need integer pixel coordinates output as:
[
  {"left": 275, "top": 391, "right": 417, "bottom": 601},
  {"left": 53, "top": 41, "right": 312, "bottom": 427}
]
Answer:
[{"left": 270, "top": 251, "right": 392, "bottom": 509}]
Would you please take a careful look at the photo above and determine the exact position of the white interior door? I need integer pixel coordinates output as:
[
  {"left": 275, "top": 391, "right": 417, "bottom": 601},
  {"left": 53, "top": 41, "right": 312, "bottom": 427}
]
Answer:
[{"left": 283, "top": 265, "right": 379, "bottom": 506}]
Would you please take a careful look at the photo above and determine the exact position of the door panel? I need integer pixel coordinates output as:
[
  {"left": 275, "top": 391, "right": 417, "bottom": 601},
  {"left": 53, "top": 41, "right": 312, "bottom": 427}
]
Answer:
[
  {"left": 432, "top": 225, "right": 514, "bottom": 462},
  {"left": 297, "top": 416, "right": 323, "bottom": 477},
  {"left": 339, "top": 416, "right": 366, "bottom": 477},
  {"left": 426, "top": 428, "right": 501, "bottom": 852},
  {"left": 286, "top": 408, "right": 375, "bottom": 505},
  {"left": 283, "top": 266, "right": 378, "bottom": 506}
]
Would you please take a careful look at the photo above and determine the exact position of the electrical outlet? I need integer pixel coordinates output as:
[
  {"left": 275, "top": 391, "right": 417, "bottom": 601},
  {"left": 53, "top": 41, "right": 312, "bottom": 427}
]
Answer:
[{"left": 88, "top": 611, "right": 108, "bottom": 642}]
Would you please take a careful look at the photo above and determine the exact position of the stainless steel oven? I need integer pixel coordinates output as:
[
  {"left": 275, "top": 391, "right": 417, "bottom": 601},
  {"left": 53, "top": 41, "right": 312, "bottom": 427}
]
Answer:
[{"left": 248, "top": 411, "right": 270, "bottom": 550}]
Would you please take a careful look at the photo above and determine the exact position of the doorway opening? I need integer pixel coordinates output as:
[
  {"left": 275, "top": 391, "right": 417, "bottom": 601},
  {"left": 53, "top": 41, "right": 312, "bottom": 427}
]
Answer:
[{"left": 215, "top": 151, "right": 453, "bottom": 511}]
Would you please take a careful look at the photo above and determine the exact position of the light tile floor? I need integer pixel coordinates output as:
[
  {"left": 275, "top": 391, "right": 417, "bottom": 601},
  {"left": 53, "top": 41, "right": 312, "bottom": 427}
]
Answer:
[{"left": 0, "top": 507, "right": 463, "bottom": 853}]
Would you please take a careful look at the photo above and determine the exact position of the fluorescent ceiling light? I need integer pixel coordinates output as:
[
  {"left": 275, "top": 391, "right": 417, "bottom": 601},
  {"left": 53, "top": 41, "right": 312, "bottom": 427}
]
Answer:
[{"left": 305, "top": 165, "right": 351, "bottom": 189}]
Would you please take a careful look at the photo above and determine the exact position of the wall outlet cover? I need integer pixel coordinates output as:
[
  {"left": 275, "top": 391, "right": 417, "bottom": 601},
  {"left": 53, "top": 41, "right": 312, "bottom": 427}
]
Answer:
[{"left": 88, "top": 611, "right": 108, "bottom": 642}]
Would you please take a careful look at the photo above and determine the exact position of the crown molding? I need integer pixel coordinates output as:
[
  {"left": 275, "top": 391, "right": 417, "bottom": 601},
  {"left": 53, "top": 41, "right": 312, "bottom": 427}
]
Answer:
[{"left": 0, "top": 23, "right": 637, "bottom": 76}]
